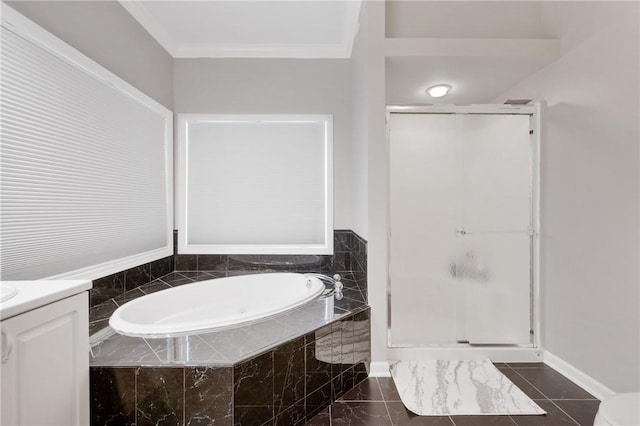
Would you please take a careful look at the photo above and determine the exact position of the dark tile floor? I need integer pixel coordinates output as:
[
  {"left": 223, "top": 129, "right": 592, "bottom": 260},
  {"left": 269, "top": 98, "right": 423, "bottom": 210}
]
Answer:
[{"left": 305, "top": 363, "right": 601, "bottom": 426}]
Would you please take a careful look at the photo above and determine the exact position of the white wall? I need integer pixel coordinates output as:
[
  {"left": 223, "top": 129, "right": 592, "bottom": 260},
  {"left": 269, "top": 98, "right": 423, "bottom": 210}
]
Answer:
[
  {"left": 365, "top": 1, "right": 389, "bottom": 364},
  {"left": 7, "top": 1, "right": 173, "bottom": 109},
  {"left": 497, "top": 3, "right": 640, "bottom": 392},
  {"left": 349, "top": 3, "right": 369, "bottom": 240},
  {"left": 385, "top": 1, "right": 543, "bottom": 39},
  {"left": 173, "top": 58, "right": 354, "bottom": 231}
]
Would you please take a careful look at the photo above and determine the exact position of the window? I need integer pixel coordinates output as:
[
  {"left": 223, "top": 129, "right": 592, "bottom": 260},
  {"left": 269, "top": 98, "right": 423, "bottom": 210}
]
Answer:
[
  {"left": 0, "top": 6, "right": 173, "bottom": 280},
  {"left": 177, "top": 114, "right": 333, "bottom": 254}
]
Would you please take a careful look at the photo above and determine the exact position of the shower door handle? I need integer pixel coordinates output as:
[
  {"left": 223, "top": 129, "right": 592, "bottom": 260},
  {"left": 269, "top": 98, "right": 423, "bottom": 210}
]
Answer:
[{"left": 457, "top": 228, "right": 535, "bottom": 236}]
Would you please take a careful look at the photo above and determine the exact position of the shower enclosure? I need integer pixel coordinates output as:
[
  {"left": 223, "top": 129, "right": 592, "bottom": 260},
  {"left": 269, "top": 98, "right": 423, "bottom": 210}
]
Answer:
[{"left": 388, "top": 105, "right": 539, "bottom": 349}]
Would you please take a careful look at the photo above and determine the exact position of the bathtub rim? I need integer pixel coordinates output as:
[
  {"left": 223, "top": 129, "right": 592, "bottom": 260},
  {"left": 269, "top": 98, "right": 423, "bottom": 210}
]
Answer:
[{"left": 108, "top": 272, "right": 326, "bottom": 338}]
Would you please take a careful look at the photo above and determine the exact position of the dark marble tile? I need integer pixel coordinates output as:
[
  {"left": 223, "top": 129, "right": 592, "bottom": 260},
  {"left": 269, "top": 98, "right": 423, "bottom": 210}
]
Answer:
[
  {"left": 91, "top": 272, "right": 125, "bottom": 307},
  {"left": 334, "top": 296, "right": 367, "bottom": 312},
  {"left": 175, "top": 254, "right": 197, "bottom": 271},
  {"left": 234, "top": 406, "right": 273, "bottom": 426},
  {"left": 510, "top": 400, "right": 576, "bottom": 426},
  {"left": 386, "top": 401, "right": 453, "bottom": 425},
  {"left": 497, "top": 367, "right": 546, "bottom": 400},
  {"left": 184, "top": 367, "right": 233, "bottom": 426},
  {"left": 197, "top": 255, "right": 227, "bottom": 271},
  {"left": 136, "top": 367, "right": 184, "bottom": 426},
  {"left": 199, "top": 327, "right": 254, "bottom": 361},
  {"left": 351, "top": 320, "right": 370, "bottom": 366},
  {"left": 234, "top": 351, "right": 274, "bottom": 407},
  {"left": 332, "top": 368, "right": 355, "bottom": 401},
  {"left": 506, "top": 363, "right": 546, "bottom": 368},
  {"left": 377, "top": 377, "right": 401, "bottom": 401},
  {"left": 350, "top": 308, "right": 369, "bottom": 322},
  {"left": 147, "top": 335, "right": 227, "bottom": 365},
  {"left": 304, "top": 331, "right": 317, "bottom": 346},
  {"left": 274, "top": 339, "right": 306, "bottom": 414},
  {"left": 89, "top": 318, "right": 109, "bottom": 337},
  {"left": 124, "top": 264, "right": 151, "bottom": 291},
  {"left": 332, "top": 251, "right": 353, "bottom": 272},
  {"left": 178, "top": 271, "right": 225, "bottom": 282},
  {"left": 173, "top": 229, "right": 178, "bottom": 254},
  {"left": 330, "top": 401, "right": 392, "bottom": 425},
  {"left": 274, "top": 401, "right": 306, "bottom": 426},
  {"left": 451, "top": 416, "right": 517, "bottom": 426},
  {"left": 139, "top": 280, "right": 172, "bottom": 294},
  {"left": 334, "top": 230, "right": 354, "bottom": 252},
  {"left": 150, "top": 256, "right": 173, "bottom": 280},
  {"left": 330, "top": 320, "right": 348, "bottom": 376},
  {"left": 230, "top": 255, "right": 323, "bottom": 271},
  {"left": 112, "top": 288, "right": 145, "bottom": 306},
  {"left": 89, "top": 300, "right": 118, "bottom": 322},
  {"left": 160, "top": 272, "right": 195, "bottom": 287},
  {"left": 304, "top": 407, "right": 331, "bottom": 425},
  {"left": 90, "top": 367, "right": 135, "bottom": 426},
  {"left": 90, "top": 334, "right": 158, "bottom": 366},
  {"left": 338, "top": 275, "right": 359, "bottom": 291},
  {"left": 228, "top": 255, "right": 289, "bottom": 271},
  {"left": 306, "top": 382, "right": 333, "bottom": 419},
  {"left": 339, "top": 378, "right": 384, "bottom": 401},
  {"left": 551, "top": 400, "right": 601, "bottom": 426},
  {"left": 341, "top": 287, "right": 366, "bottom": 302},
  {"left": 226, "top": 269, "right": 276, "bottom": 277},
  {"left": 314, "top": 324, "right": 333, "bottom": 341},
  {"left": 353, "top": 363, "right": 369, "bottom": 386},
  {"left": 90, "top": 287, "right": 119, "bottom": 308},
  {"left": 305, "top": 341, "right": 332, "bottom": 395},
  {"left": 511, "top": 367, "right": 595, "bottom": 400}
]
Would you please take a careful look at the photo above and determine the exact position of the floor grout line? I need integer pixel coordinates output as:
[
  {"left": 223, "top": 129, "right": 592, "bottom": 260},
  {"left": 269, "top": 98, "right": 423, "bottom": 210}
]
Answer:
[
  {"left": 510, "top": 367, "right": 553, "bottom": 400},
  {"left": 548, "top": 400, "right": 582, "bottom": 426},
  {"left": 376, "top": 377, "right": 395, "bottom": 425}
]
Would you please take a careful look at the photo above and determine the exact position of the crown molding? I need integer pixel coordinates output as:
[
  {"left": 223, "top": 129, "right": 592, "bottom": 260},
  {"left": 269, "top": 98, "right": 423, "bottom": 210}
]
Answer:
[{"left": 173, "top": 43, "right": 352, "bottom": 59}]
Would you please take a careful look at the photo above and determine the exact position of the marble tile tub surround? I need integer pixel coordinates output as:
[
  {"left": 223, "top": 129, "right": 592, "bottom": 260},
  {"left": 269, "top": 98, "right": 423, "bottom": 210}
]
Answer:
[
  {"left": 90, "top": 255, "right": 173, "bottom": 307},
  {"left": 91, "top": 309, "right": 371, "bottom": 426},
  {"left": 173, "top": 230, "right": 368, "bottom": 293},
  {"left": 89, "top": 271, "right": 368, "bottom": 366},
  {"left": 90, "top": 229, "right": 367, "bottom": 308}
]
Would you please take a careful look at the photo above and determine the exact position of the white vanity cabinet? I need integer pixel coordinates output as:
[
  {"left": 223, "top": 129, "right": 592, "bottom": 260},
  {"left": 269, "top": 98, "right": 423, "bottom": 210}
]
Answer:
[{"left": 1, "top": 281, "right": 91, "bottom": 426}]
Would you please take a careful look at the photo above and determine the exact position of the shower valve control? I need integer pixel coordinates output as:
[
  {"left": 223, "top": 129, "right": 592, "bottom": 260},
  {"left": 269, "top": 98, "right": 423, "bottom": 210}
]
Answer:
[{"left": 455, "top": 228, "right": 467, "bottom": 237}]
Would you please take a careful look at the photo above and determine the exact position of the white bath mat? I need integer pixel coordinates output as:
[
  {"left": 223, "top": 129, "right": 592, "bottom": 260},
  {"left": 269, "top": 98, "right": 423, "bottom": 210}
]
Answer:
[{"left": 390, "top": 359, "right": 546, "bottom": 416}]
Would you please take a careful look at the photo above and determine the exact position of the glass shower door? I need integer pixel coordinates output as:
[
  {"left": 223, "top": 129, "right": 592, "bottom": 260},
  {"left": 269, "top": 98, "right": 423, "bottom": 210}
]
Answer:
[
  {"left": 456, "top": 114, "right": 532, "bottom": 344},
  {"left": 389, "top": 112, "right": 534, "bottom": 346},
  {"left": 389, "top": 113, "right": 461, "bottom": 345}
]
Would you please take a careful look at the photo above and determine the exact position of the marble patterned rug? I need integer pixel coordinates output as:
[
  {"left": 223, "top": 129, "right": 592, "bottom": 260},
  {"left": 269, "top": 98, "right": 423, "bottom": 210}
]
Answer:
[{"left": 390, "top": 359, "right": 546, "bottom": 416}]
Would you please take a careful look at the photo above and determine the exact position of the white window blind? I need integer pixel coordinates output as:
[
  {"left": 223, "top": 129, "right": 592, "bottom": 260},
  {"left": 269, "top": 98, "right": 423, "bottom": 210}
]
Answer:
[
  {"left": 177, "top": 114, "right": 333, "bottom": 254},
  {"left": 0, "top": 6, "right": 173, "bottom": 281}
]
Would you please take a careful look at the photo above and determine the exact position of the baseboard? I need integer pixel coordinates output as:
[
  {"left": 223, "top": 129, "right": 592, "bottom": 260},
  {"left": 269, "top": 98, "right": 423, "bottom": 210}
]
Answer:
[
  {"left": 543, "top": 350, "right": 615, "bottom": 400},
  {"left": 369, "top": 361, "right": 391, "bottom": 377}
]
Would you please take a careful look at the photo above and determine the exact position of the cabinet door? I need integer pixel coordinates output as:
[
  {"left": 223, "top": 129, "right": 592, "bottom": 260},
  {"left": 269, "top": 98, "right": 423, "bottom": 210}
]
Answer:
[{"left": 1, "top": 293, "right": 89, "bottom": 426}]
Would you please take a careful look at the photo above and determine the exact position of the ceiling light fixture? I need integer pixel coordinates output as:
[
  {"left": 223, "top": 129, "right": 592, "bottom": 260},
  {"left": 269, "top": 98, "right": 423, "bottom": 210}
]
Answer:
[{"left": 426, "top": 84, "right": 452, "bottom": 98}]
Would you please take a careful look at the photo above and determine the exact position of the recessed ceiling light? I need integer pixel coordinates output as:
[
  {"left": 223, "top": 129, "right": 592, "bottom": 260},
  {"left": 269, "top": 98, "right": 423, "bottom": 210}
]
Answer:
[{"left": 426, "top": 84, "right": 452, "bottom": 98}]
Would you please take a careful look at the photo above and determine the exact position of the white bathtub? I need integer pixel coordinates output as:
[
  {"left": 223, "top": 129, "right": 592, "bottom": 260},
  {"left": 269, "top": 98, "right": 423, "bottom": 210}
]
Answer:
[{"left": 109, "top": 273, "right": 325, "bottom": 337}]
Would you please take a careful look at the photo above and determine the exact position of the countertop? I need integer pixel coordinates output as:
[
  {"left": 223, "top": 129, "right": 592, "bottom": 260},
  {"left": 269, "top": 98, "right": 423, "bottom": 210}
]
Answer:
[{"left": 0, "top": 280, "right": 92, "bottom": 320}]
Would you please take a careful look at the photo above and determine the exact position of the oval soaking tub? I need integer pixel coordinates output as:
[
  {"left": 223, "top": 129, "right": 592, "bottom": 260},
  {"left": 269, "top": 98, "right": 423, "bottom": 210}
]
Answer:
[{"left": 109, "top": 273, "right": 325, "bottom": 337}]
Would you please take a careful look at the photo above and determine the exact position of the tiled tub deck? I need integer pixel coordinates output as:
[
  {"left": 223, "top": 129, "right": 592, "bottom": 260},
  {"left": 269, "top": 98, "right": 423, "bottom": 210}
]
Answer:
[{"left": 89, "top": 271, "right": 371, "bottom": 426}]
